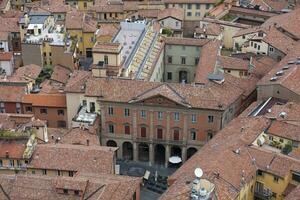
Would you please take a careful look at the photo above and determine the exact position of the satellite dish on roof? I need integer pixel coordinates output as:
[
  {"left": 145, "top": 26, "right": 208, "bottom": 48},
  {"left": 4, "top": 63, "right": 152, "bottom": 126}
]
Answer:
[{"left": 194, "top": 168, "right": 203, "bottom": 178}]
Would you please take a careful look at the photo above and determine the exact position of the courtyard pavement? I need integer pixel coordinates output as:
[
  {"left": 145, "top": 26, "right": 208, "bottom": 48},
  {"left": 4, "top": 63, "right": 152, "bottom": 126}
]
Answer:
[{"left": 117, "top": 159, "right": 178, "bottom": 200}]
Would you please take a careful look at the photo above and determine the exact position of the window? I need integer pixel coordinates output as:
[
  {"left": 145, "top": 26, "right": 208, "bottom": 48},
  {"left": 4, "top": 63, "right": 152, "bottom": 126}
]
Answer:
[
  {"left": 272, "top": 192, "right": 277, "bottom": 198},
  {"left": 181, "top": 57, "right": 186, "bottom": 64},
  {"left": 175, "top": 21, "right": 179, "bottom": 27},
  {"left": 254, "top": 43, "right": 257, "bottom": 48},
  {"left": 49, "top": 52, "right": 52, "bottom": 57},
  {"left": 57, "top": 121, "right": 66, "bottom": 128},
  {"left": 69, "top": 171, "right": 74, "bottom": 177},
  {"left": 269, "top": 47, "right": 274, "bottom": 52},
  {"left": 140, "top": 110, "right": 146, "bottom": 118},
  {"left": 25, "top": 106, "right": 32, "bottom": 112},
  {"left": 208, "top": 115, "right": 214, "bottom": 123},
  {"left": 251, "top": 42, "right": 253, "bottom": 47},
  {"left": 158, "top": 111, "right": 163, "bottom": 120},
  {"left": 124, "top": 108, "right": 130, "bottom": 116},
  {"left": 16, "top": 103, "right": 21, "bottom": 113},
  {"left": 190, "top": 130, "right": 197, "bottom": 140},
  {"left": 32, "top": 170, "right": 35, "bottom": 174},
  {"left": 258, "top": 45, "right": 260, "bottom": 50},
  {"left": 57, "top": 170, "right": 61, "bottom": 176},
  {"left": 0, "top": 160, "right": 2, "bottom": 167},
  {"left": 269, "top": 136, "right": 273, "bottom": 140},
  {"left": 141, "top": 127, "right": 146, "bottom": 137},
  {"left": 191, "top": 114, "right": 197, "bottom": 123},
  {"left": 195, "top": 12, "right": 201, "bottom": 16},
  {"left": 80, "top": 37, "right": 83, "bottom": 42},
  {"left": 124, "top": 125, "right": 130, "bottom": 135},
  {"left": 42, "top": 169, "right": 47, "bottom": 175},
  {"left": 9, "top": 160, "right": 14, "bottom": 167},
  {"left": 40, "top": 108, "right": 47, "bottom": 114},
  {"left": 108, "top": 107, "right": 114, "bottom": 115},
  {"left": 57, "top": 109, "right": 64, "bottom": 115},
  {"left": 74, "top": 190, "right": 80, "bottom": 196},
  {"left": 207, "top": 131, "right": 213, "bottom": 140},
  {"left": 173, "top": 129, "right": 179, "bottom": 140},
  {"left": 273, "top": 176, "right": 279, "bottom": 183},
  {"left": 167, "top": 72, "right": 172, "bottom": 80},
  {"left": 108, "top": 124, "right": 114, "bottom": 133},
  {"left": 82, "top": 100, "right": 87, "bottom": 106},
  {"left": 187, "top": 4, "right": 192, "bottom": 9},
  {"left": 90, "top": 36, "right": 94, "bottom": 42},
  {"left": 187, "top": 12, "right": 192, "bottom": 16},
  {"left": 84, "top": 2, "right": 87, "bottom": 8},
  {"left": 257, "top": 170, "right": 263, "bottom": 176},
  {"left": 279, "top": 138, "right": 284, "bottom": 143},
  {"left": 167, "top": 56, "right": 172, "bottom": 64},
  {"left": 196, "top": 3, "right": 200, "bottom": 9},
  {"left": 206, "top": 4, "right": 210, "bottom": 9},
  {"left": 63, "top": 189, "right": 68, "bottom": 194},
  {"left": 0, "top": 102, "right": 4, "bottom": 113},
  {"left": 157, "top": 128, "right": 163, "bottom": 139},
  {"left": 104, "top": 55, "right": 108, "bottom": 65},
  {"left": 195, "top": 57, "right": 199, "bottom": 65},
  {"left": 90, "top": 102, "right": 95, "bottom": 113},
  {"left": 292, "top": 173, "right": 300, "bottom": 182},
  {"left": 174, "top": 112, "right": 180, "bottom": 121},
  {"left": 242, "top": 35, "right": 245, "bottom": 39},
  {"left": 58, "top": 14, "right": 61, "bottom": 19}
]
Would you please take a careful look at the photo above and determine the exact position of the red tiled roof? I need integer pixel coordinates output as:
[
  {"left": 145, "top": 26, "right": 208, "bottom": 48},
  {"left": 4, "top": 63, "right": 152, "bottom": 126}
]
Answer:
[
  {"left": 0, "top": 139, "right": 27, "bottom": 159},
  {"left": 15, "top": 64, "right": 42, "bottom": 80},
  {"left": 50, "top": 65, "right": 72, "bottom": 84},
  {"left": 65, "top": 70, "right": 91, "bottom": 93},
  {"left": 22, "top": 94, "right": 66, "bottom": 108},
  {"left": 267, "top": 120, "right": 300, "bottom": 141},
  {"left": 28, "top": 144, "right": 117, "bottom": 174},
  {"left": 194, "top": 40, "right": 221, "bottom": 84},
  {"left": 0, "top": 52, "right": 12, "bottom": 61},
  {"left": 157, "top": 8, "right": 184, "bottom": 21},
  {"left": 0, "top": 85, "right": 26, "bottom": 102}
]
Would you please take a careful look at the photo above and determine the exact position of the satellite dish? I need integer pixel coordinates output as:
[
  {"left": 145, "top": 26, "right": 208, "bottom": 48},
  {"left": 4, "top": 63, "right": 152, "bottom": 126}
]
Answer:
[{"left": 194, "top": 168, "right": 203, "bottom": 178}]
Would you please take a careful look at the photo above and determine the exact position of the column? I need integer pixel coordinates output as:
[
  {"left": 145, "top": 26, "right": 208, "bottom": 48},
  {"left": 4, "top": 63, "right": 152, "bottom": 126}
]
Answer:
[
  {"left": 133, "top": 109, "right": 137, "bottom": 138},
  {"left": 165, "top": 145, "right": 170, "bottom": 168},
  {"left": 149, "top": 143, "right": 154, "bottom": 166},
  {"left": 181, "top": 146, "right": 187, "bottom": 163},
  {"left": 166, "top": 112, "right": 170, "bottom": 141},
  {"left": 149, "top": 110, "right": 154, "bottom": 140},
  {"left": 133, "top": 142, "right": 138, "bottom": 161},
  {"left": 100, "top": 105, "right": 106, "bottom": 135},
  {"left": 183, "top": 112, "right": 188, "bottom": 142}
]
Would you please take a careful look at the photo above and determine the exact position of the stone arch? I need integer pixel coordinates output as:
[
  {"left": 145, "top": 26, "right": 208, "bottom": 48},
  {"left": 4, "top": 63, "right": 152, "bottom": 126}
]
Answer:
[
  {"left": 187, "top": 147, "right": 198, "bottom": 160},
  {"left": 122, "top": 141, "right": 133, "bottom": 160},
  {"left": 106, "top": 140, "right": 117, "bottom": 147}
]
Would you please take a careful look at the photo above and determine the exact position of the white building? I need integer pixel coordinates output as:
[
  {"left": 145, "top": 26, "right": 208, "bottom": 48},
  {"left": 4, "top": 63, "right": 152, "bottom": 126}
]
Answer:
[{"left": 0, "top": 52, "right": 14, "bottom": 76}]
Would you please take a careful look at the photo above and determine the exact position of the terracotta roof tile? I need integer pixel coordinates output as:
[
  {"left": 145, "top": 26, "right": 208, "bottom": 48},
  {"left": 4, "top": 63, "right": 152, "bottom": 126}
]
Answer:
[
  {"left": 22, "top": 94, "right": 66, "bottom": 108},
  {"left": 267, "top": 120, "right": 300, "bottom": 141},
  {"left": 85, "top": 77, "right": 244, "bottom": 110},
  {"left": 195, "top": 23, "right": 222, "bottom": 36},
  {"left": 0, "top": 174, "right": 141, "bottom": 200},
  {"left": 0, "top": 139, "right": 28, "bottom": 159},
  {"left": 28, "top": 144, "right": 117, "bottom": 174},
  {"left": 164, "top": 37, "right": 209, "bottom": 46},
  {"left": 50, "top": 65, "right": 72, "bottom": 84},
  {"left": 0, "top": 52, "right": 12, "bottom": 61},
  {"left": 220, "top": 56, "right": 249, "bottom": 70},
  {"left": 157, "top": 8, "right": 184, "bottom": 21},
  {"left": 194, "top": 40, "right": 221, "bottom": 84},
  {"left": 0, "top": 85, "right": 26, "bottom": 102},
  {"left": 65, "top": 70, "right": 91, "bottom": 93},
  {"left": 15, "top": 64, "right": 42, "bottom": 80}
]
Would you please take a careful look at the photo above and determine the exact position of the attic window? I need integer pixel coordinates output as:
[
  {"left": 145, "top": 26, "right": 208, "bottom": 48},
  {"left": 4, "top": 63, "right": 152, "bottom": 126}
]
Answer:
[
  {"left": 74, "top": 190, "right": 80, "bottom": 196},
  {"left": 63, "top": 189, "right": 68, "bottom": 194}
]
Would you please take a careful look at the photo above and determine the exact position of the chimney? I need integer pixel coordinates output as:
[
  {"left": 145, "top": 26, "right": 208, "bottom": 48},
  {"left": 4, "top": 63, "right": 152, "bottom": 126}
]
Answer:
[
  {"left": 5, "top": 151, "right": 9, "bottom": 158},
  {"left": 87, "top": 139, "right": 90, "bottom": 146}
]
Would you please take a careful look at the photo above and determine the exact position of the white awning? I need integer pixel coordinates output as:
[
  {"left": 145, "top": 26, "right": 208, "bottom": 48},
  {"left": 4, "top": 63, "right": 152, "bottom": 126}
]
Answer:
[
  {"left": 169, "top": 156, "right": 182, "bottom": 164},
  {"left": 27, "top": 24, "right": 43, "bottom": 30}
]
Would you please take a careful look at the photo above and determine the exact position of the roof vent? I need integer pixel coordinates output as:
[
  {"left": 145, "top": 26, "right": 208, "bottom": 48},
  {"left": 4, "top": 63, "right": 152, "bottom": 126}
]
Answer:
[
  {"left": 233, "top": 148, "right": 240, "bottom": 155},
  {"left": 267, "top": 109, "right": 272, "bottom": 113},
  {"left": 282, "top": 65, "right": 289, "bottom": 70},
  {"left": 270, "top": 76, "right": 277, "bottom": 81},
  {"left": 275, "top": 70, "right": 284, "bottom": 76},
  {"left": 279, "top": 111, "right": 287, "bottom": 119}
]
